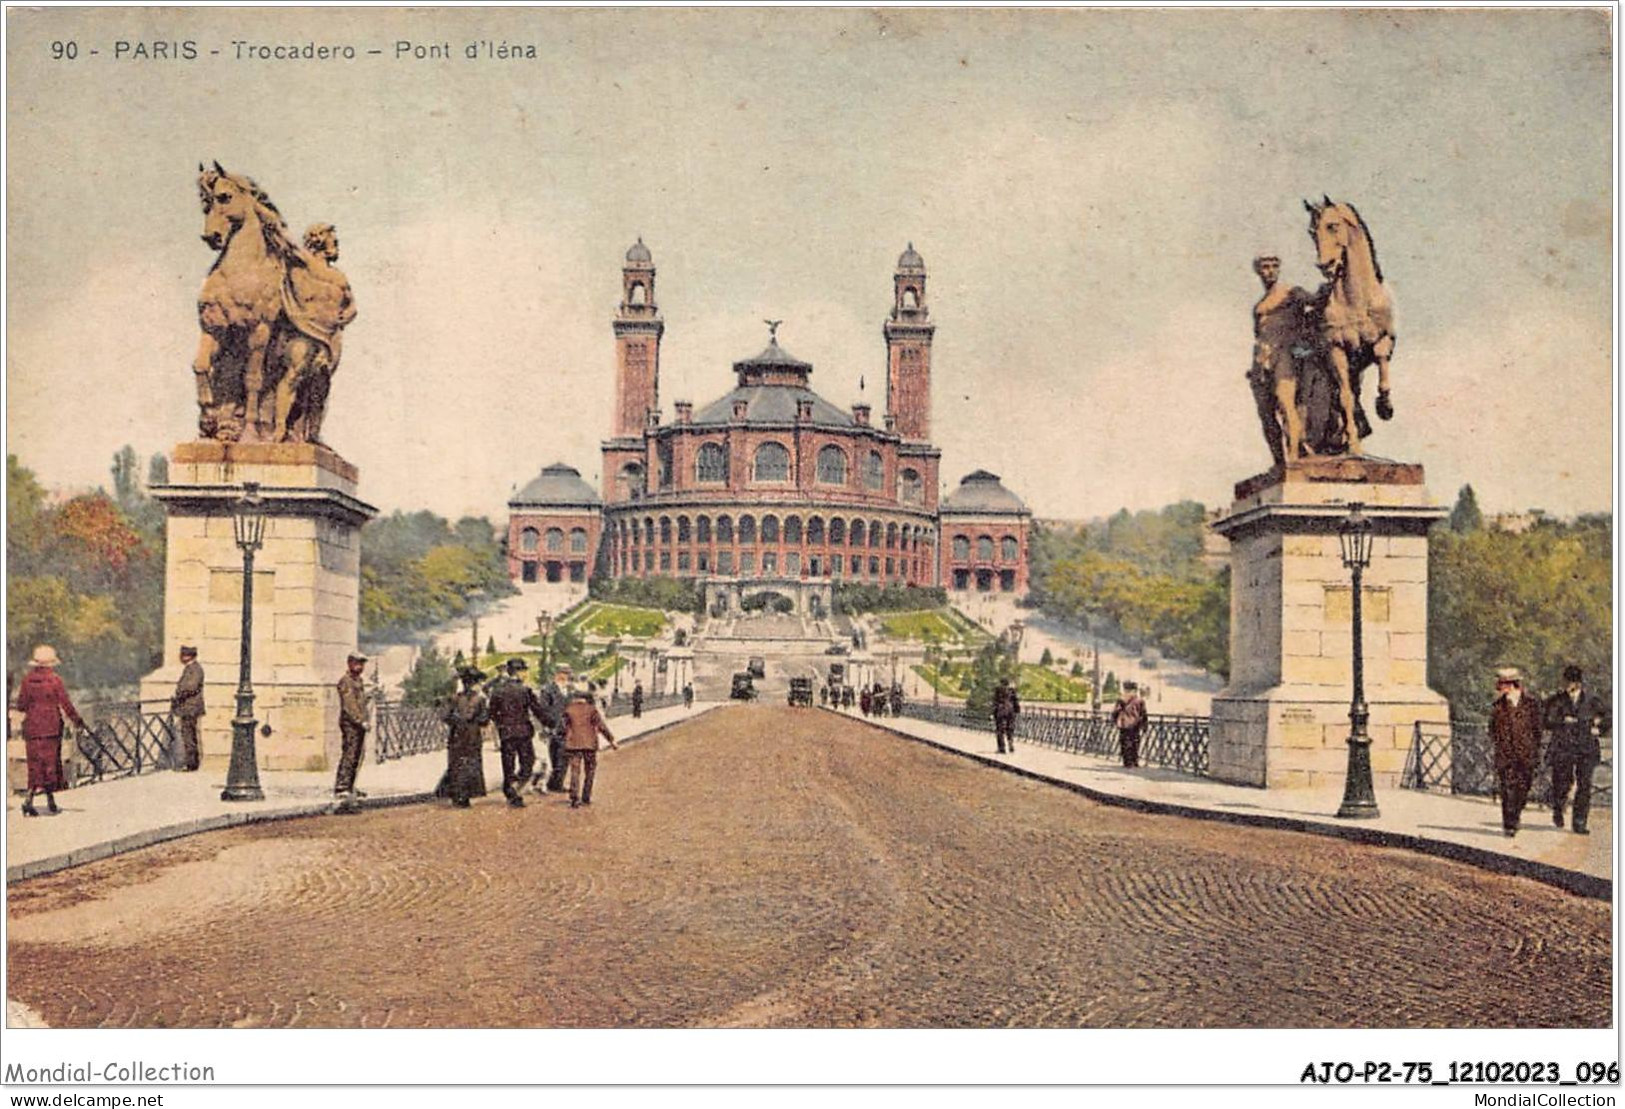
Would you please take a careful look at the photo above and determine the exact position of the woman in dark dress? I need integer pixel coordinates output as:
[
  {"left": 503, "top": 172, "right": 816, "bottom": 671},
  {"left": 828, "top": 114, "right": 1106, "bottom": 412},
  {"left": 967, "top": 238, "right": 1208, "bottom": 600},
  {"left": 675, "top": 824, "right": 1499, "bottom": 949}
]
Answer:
[
  {"left": 13, "top": 645, "right": 85, "bottom": 817},
  {"left": 437, "top": 667, "right": 490, "bottom": 808}
]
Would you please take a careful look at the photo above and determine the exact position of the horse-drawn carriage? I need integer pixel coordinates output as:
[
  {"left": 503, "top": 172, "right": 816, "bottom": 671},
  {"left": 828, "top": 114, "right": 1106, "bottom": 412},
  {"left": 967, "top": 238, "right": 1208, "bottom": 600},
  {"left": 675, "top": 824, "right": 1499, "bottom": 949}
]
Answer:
[{"left": 787, "top": 677, "right": 814, "bottom": 707}]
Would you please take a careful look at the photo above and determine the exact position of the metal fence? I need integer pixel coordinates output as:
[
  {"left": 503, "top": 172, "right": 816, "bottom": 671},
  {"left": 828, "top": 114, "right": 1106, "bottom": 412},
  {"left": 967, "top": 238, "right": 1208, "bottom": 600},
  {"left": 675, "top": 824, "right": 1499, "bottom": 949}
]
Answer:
[
  {"left": 604, "top": 690, "right": 685, "bottom": 718},
  {"left": 374, "top": 700, "right": 449, "bottom": 763},
  {"left": 895, "top": 701, "right": 1210, "bottom": 777},
  {"left": 1403, "top": 719, "right": 1613, "bottom": 808},
  {"left": 71, "top": 703, "right": 177, "bottom": 783}
]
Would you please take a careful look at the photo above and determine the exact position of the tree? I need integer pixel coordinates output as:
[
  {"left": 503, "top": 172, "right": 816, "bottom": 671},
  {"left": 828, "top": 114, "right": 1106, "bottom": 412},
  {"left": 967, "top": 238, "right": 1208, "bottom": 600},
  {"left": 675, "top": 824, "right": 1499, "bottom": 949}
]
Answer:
[
  {"left": 1449, "top": 484, "right": 1484, "bottom": 534},
  {"left": 1040, "top": 647, "right": 1054, "bottom": 666},
  {"left": 400, "top": 646, "right": 455, "bottom": 706},
  {"left": 111, "top": 445, "right": 140, "bottom": 513},
  {"left": 1102, "top": 671, "right": 1119, "bottom": 698},
  {"left": 1070, "top": 660, "right": 1084, "bottom": 678},
  {"left": 486, "top": 635, "right": 497, "bottom": 657},
  {"left": 147, "top": 453, "right": 170, "bottom": 488},
  {"left": 963, "top": 640, "right": 1019, "bottom": 719}
]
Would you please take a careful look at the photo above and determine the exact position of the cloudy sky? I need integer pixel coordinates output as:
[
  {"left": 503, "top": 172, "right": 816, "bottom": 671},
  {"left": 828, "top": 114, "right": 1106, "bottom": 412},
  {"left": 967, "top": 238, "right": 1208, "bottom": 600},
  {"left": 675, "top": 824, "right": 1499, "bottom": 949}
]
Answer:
[{"left": 6, "top": 7, "right": 1613, "bottom": 522}]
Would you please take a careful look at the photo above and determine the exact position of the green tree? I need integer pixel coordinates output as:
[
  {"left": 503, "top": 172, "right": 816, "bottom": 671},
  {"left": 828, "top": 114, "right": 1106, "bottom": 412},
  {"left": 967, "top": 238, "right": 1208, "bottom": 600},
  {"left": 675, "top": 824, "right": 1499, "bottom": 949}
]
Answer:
[
  {"left": 400, "top": 646, "right": 455, "bottom": 706},
  {"left": 1040, "top": 647, "right": 1054, "bottom": 666},
  {"left": 1102, "top": 671, "right": 1119, "bottom": 698},
  {"left": 486, "top": 635, "right": 498, "bottom": 658},
  {"left": 963, "top": 640, "right": 1019, "bottom": 719},
  {"left": 147, "top": 452, "right": 169, "bottom": 488},
  {"left": 1449, "top": 484, "right": 1484, "bottom": 534},
  {"left": 1070, "top": 660, "right": 1084, "bottom": 678}
]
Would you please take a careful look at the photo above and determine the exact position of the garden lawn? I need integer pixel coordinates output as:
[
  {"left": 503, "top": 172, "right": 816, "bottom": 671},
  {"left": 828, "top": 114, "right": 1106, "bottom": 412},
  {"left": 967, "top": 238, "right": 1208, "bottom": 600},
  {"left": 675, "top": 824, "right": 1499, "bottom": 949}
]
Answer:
[{"left": 559, "top": 602, "right": 667, "bottom": 640}]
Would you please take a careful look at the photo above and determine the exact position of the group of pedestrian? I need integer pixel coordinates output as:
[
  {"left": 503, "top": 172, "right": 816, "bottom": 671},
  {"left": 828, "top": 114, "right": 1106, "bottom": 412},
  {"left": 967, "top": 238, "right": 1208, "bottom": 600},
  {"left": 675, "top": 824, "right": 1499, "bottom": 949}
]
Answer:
[
  {"left": 1490, "top": 665, "right": 1610, "bottom": 838},
  {"left": 857, "top": 683, "right": 904, "bottom": 718}
]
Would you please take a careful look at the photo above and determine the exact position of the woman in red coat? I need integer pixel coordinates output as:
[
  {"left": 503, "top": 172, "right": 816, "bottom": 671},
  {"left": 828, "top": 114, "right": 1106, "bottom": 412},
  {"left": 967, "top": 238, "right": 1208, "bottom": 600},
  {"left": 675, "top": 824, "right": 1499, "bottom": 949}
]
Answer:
[{"left": 13, "top": 645, "right": 85, "bottom": 816}]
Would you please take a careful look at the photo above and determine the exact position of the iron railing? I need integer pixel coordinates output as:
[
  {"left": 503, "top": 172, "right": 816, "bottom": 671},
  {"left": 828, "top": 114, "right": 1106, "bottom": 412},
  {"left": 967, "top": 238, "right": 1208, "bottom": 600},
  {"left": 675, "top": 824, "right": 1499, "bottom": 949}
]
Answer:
[
  {"left": 1403, "top": 719, "right": 1613, "bottom": 808},
  {"left": 895, "top": 701, "right": 1210, "bottom": 776},
  {"left": 71, "top": 702, "right": 177, "bottom": 783},
  {"left": 604, "top": 690, "right": 685, "bottom": 718},
  {"left": 374, "top": 700, "right": 448, "bottom": 763}
]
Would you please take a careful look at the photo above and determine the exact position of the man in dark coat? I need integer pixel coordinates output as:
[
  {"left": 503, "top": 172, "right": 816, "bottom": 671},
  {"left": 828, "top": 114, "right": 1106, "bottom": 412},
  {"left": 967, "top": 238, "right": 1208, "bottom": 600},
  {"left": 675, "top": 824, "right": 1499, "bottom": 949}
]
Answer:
[
  {"left": 170, "top": 645, "right": 205, "bottom": 771},
  {"left": 1544, "top": 665, "right": 1610, "bottom": 835},
  {"left": 631, "top": 681, "right": 644, "bottom": 719},
  {"left": 539, "top": 666, "right": 570, "bottom": 793},
  {"left": 487, "top": 657, "right": 546, "bottom": 808},
  {"left": 334, "top": 653, "right": 372, "bottom": 807},
  {"left": 993, "top": 677, "right": 1020, "bottom": 754},
  {"left": 1113, "top": 681, "right": 1147, "bottom": 768},
  {"left": 1489, "top": 667, "right": 1544, "bottom": 837}
]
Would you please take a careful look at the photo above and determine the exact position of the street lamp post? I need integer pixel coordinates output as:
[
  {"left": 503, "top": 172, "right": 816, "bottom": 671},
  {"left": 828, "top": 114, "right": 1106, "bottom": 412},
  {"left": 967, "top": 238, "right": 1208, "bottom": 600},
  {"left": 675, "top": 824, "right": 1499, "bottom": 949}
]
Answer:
[
  {"left": 536, "top": 611, "right": 554, "bottom": 678},
  {"left": 1336, "top": 503, "right": 1379, "bottom": 820},
  {"left": 221, "top": 482, "right": 267, "bottom": 802},
  {"left": 467, "top": 588, "right": 486, "bottom": 667}
]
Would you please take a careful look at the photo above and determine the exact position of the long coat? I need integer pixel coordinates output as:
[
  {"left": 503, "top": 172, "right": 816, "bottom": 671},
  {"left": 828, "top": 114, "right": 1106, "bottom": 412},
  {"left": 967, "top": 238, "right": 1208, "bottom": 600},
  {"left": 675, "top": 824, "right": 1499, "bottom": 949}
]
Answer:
[
  {"left": 14, "top": 667, "right": 84, "bottom": 792},
  {"left": 1489, "top": 693, "right": 1544, "bottom": 775},
  {"left": 1544, "top": 688, "right": 1610, "bottom": 763},
  {"left": 437, "top": 690, "right": 490, "bottom": 801},
  {"left": 171, "top": 660, "right": 206, "bottom": 719},
  {"left": 486, "top": 677, "right": 545, "bottom": 741}
]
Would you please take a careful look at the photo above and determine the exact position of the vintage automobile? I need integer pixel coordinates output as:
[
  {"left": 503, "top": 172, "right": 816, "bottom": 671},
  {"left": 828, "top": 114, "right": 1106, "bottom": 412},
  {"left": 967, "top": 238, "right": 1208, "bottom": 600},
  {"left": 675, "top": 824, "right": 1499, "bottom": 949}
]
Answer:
[
  {"left": 747, "top": 656, "right": 767, "bottom": 679},
  {"left": 787, "top": 677, "right": 814, "bottom": 707},
  {"left": 730, "top": 672, "right": 757, "bottom": 700}
]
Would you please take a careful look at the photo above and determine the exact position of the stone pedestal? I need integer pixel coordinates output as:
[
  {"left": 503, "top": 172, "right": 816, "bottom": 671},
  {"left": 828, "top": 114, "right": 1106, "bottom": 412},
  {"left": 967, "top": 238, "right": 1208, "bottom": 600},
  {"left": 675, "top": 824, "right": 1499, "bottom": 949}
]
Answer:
[
  {"left": 1208, "top": 458, "right": 1449, "bottom": 789},
  {"left": 140, "top": 442, "right": 377, "bottom": 772}
]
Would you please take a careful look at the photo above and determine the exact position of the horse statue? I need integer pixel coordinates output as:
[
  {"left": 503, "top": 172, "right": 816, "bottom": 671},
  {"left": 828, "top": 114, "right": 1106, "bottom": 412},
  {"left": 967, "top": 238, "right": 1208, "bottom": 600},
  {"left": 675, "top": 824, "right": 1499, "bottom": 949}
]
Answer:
[
  {"left": 193, "top": 164, "right": 356, "bottom": 443},
  {"left": 1303, "top": 196, "right": 1395, "bottom": 456}
]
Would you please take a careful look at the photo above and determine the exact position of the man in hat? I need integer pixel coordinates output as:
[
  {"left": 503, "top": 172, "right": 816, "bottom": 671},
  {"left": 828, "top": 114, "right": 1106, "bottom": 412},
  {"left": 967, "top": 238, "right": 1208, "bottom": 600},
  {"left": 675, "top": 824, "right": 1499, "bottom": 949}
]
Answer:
[
  {"left": 486, "top": 657, "right": 547, "bottom": 807},
  {"left": 561, "top": 686, "right": 618, "bottom": 809},
  {"left": 1489, "top": 667, "right": 1544, "bottom": 837},
  {"left": 992, "top": 676, "right": 1020, "bottom": 755},
  {"left": 334, "top": 653, "right": 372, "bottom": 806},
  {"left": 631, "top": 680, "right": 644, "bottom": 719},
  {"left": 170, "top": 645, "right": 206, "bottom": 771},
  {"left": 1544, "top": 665, "right": 1610, "bottom": 835},
  {"left": 539, "top": 665, "right": 571, "bottom": 793},
  {"left": 1113, "top": 680, "right": 1147, "bottom": 768}
]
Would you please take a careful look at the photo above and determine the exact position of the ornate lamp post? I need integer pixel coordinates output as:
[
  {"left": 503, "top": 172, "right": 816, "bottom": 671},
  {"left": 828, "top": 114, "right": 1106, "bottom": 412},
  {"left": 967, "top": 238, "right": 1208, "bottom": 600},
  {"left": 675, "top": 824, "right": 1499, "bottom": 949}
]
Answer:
[
  {"left": 536, "top": 610, "right": 554, "bottom": 677},
  {"left": 467, "top": 588, "right": 486, "bottom": 667},
  {"left": 1336, "top": 503, "right": 1379, "bottom": 820},
  {"left": 221, "top": 482, "right": 267, "bottom": 802},
  {"left": 611, "top": 637, "right": 623, "bottom": 700}
]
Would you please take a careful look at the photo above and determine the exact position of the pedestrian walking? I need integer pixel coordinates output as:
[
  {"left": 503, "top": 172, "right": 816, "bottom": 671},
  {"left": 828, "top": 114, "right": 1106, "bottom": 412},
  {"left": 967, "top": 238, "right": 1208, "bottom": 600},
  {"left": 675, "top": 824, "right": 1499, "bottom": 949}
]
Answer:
[
  {"left": 170, "top": 645, "right": 205, "bottom": 771},
  {"left": 842, "top": 685, "right": 854, "bottom": 711},
  {"left": 334, "top": 653, "right": 372, "bottom": 808},
  {"left": 993, "top": 676, "right": 1020, "bottom": 754},
  {"left": 683, "top": 682, "right": 694, "bottom": 710},
  {"left": 1113, "top": 681, "right": 1147, "bottom": 768},
  {"left": 562, "top": 688, "right": 619, "bottom": 809},
  {"left": 819, "top": 685, "right": 828, "bottom": 707},
  {"left": 487, "top": 658, "right": 547, "bottom": 808},
  {"left": 540, "top": 666, "right": 570, "bottom": 793},
  {"left": 632, "top": 681, "right": 644, "bottom": 719},
  {"left": 1543, "top": 665, "right": 1610, "bottom": 836},
  {"left": 12, "top": 646, "right": 85, "bottom": 817},
  {"left": 860, "top": 687, "right": 873, "bottom": 717},
  {"left": 890, "top": 684, "right": 903, "bottom": 717},
  {"left": 872, "top": 683, "right": 888, "bottom": 718},
  {"left": 1489, "top": 667, "right": 1543, "bottom": 837},
  {"left": 438, "top": 667, "right": 490, "bottom": 808}
]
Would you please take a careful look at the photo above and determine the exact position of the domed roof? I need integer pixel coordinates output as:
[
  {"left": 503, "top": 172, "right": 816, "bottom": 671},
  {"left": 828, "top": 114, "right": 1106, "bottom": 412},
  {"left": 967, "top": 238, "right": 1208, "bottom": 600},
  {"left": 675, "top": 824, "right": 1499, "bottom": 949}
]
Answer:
[
  {"left": 896, "top": 242, "right": 925, "bottom": 272},
  {"left": 510, "top": 462, "right": 601, "bottom": 509},
  {"left": 940, "top": 470, "right": 1028, "bottom": 515},
  {"left": 625, "top": 237, "right": 652, "bottom": 265}
]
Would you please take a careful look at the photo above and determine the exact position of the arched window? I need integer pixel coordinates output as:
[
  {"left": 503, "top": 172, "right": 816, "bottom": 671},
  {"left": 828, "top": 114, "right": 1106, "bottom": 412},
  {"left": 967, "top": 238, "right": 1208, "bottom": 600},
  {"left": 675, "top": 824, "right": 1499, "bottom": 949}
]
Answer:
[
  {"left": 570, "top": 528, "right": 588, "bottom": 553},
  {"left": 659, "top": 517, "right": 672, "bottom": 544},
  {"left": 816, "top": 445, "right": 848, "bottom": 485},
  {"left": 977, "top": 535, "right": 995, "bottom": 561},
  {"left": 870, "top": 520, "right": 884, "bottom": 548},
  {"left": 695, "top": 443, "right": 729, "bottom": 484},
  {"left": 754, "top": 442, "right": 790, "bottom": 482},
  {"left": 899, "top": 468, "right": 922, "bottom": 505},
  {"left": 627, "top": 520, "right": 638, "bottom": 545},
  {"left": 903, "top": 288, "right": 918, "bottom": 309},
  {"left": 886, "top": 523, "right": 898, "bottom": 549},
  {"left": 738, "top": 515, "right": 756, "bottom": 543},
  {"left": 697, "top": 516, "right": 712, "bottom": 543},
  {"left": 850, "top": 520, "right": 865, "bottom": 547},
  {"left": 952, "top": 535, "right": 970, "bottom": 560},
  {"left": 629, "top": 282, "right": 647, "bottom": 306},
  {"left": 1001, "top": 536, "right": 1019, "bottom": 561},
  {"left": 617, "top": 462, "right": 645, "bottom": 501},
  {"left": 761, "top": 515, "right": 780, "bottom": 543},
  {"left": 829, "top": 517, "right": 845, "bottom": 544},
  {"left": 807, "top": 517, "right": 824, "bottom": 544},
  {"left": 717, "top": 515, "right": 733, "bottom": 542},
  {"left": 545, "top": 528, "right": 565, "bottom": 552},
  {"left": 519, "top": 527, "right": 539, "bottom": 553},
  {"left": 784, "top": 516, "right": 802, "bottom": 544},
  {"left": 677, "top": 516, "right": 691, "bottom": 542},
  {"left": 865, "top": 451, "right": 884, "bottom": 491},
  {"left": 643, "top": 517, "right": 655, "bottom": 545}
]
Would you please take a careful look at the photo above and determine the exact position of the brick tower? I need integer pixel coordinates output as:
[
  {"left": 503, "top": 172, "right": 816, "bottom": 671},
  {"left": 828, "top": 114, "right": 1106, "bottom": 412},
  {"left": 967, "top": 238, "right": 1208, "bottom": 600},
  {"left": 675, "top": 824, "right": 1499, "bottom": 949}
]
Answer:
[
  {"left": 883, "top": 242, "right": 935, "bottom": 442},
  {"left": 613, "top": 237, "right": 664, "bottom": 437}
]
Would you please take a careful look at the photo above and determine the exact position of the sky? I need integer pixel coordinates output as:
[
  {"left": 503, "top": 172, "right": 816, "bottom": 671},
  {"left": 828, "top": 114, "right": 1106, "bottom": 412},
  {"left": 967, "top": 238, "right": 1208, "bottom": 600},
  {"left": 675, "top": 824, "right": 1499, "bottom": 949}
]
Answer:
[{"left": 5, "top": 7, "right": 1614, "bottom": 523}]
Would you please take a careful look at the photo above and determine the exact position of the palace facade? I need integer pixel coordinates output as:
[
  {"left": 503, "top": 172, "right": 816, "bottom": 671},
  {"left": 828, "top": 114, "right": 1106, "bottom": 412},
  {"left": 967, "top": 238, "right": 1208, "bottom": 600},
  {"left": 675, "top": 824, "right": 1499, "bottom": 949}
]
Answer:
[{"left": 507, "top": 241, "right": 1031, "bottom": 602}]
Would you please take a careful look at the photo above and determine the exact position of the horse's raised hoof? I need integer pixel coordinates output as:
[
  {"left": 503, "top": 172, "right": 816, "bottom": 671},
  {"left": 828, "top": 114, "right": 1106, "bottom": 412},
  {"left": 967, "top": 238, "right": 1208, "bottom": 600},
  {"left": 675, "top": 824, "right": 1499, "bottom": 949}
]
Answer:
[{"left": 1376, "top": 389, "right": 1393, "bottom": 421}]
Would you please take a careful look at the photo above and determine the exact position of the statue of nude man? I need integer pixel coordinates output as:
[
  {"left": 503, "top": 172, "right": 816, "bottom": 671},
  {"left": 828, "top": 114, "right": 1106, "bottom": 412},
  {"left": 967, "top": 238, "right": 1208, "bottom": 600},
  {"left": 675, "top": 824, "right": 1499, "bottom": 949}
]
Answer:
[
  {"left": 269, "top": 223, "right": 357, "bottom": 442},
  {"left": 1247, "top": 254, "right": 1311, "bottom": 467}
]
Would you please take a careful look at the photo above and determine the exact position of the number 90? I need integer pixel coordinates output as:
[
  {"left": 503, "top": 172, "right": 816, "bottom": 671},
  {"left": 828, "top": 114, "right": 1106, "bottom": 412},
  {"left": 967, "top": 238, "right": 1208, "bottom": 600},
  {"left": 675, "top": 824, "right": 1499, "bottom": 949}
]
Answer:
[
  {"left": 50, "top": 40, "right": 78, "bottom": 59},
  {"left": 1576, "top": 1062, "right": 1620, "bottom": 1083}
]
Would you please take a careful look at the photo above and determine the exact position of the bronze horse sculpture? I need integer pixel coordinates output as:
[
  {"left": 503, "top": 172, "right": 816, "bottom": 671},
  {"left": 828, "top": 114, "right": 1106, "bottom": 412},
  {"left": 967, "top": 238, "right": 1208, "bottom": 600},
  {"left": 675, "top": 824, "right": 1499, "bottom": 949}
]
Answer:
[
  {"left": 1303, "top": 196, "right": 1395, "bottom": 457},
  {"left": 193, "top": 164, "right": 355, "bottom": 443}
]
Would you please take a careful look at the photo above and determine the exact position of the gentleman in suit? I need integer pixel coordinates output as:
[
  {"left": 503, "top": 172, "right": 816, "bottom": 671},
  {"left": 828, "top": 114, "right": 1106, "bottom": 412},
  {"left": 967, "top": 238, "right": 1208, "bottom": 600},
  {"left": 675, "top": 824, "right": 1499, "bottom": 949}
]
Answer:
[
  {"left": 334, "top": 653, "right": 372, "bottom": 806},
  {"left": 1490, "top": 667, "right": 1544, "bottom": 837},
  {"left": 992, "top": 677, "right": 1020, "bottom": 755},
  {"left": 539, "top": 665, "right": 571, "bottom": 794},
  {"left": 561, "top": 687, "right": 619, "bottom": 809},
  {"left": 170, "top": 645, "right": 205, "bottom": 771},
  {"left": 487, "top": 657, "right": 547, "bottom": 808},
  {"left": 1544, "top": 665, "right": 1610, "bottom": 836}
]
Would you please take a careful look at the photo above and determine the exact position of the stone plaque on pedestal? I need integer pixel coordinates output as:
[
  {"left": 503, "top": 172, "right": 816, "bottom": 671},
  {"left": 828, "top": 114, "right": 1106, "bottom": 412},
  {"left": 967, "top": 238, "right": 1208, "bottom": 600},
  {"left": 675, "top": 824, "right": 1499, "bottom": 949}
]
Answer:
[
  {"left": 140, "top": 441, "right": 377, "bottom": 771},
  {"left": 1208, "top": 458, "right": 1450, "bottom": 789}
]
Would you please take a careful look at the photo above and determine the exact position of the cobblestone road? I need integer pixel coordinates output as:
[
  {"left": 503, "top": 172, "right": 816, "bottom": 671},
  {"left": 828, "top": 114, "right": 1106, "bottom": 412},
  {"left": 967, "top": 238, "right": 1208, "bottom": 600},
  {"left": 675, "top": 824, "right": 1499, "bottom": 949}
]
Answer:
[{"left": 7, "top": 706, "right": 1611, "bottom": 1028}]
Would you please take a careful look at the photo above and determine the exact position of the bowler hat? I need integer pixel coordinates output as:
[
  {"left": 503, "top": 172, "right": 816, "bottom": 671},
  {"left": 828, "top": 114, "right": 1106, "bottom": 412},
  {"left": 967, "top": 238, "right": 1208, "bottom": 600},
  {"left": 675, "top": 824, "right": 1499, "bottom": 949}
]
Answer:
[
  {"left": 1563, "top": 665, "right": 1584, "bottom": 684},
  {"left": 1124, "top": 681, "right": 1139, "bottom": 691},
  {"left": 459, "top": 666, "right": 487, "bottom": 684},
  {"left": 179, "top": 645, "right": 198, "bottom": 657},
  {"left": 507, "top": 658, "right": 528, "bottom": 671}
]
